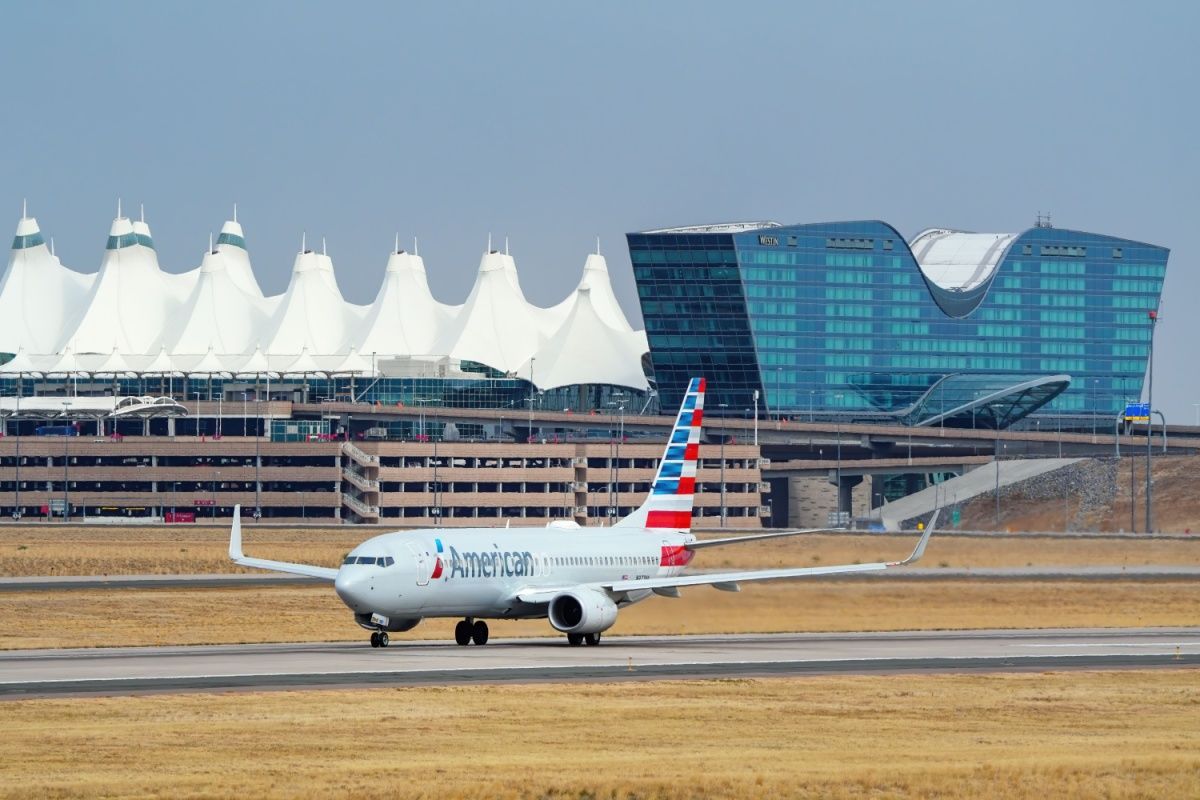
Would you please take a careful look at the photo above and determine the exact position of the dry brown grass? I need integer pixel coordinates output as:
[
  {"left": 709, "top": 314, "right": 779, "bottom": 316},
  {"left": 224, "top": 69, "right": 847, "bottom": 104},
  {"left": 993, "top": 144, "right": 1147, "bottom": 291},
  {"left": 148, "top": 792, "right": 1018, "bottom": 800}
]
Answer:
[
  {"left": 2, "top": 524, "right": 1198, "bottom": 577},
  {"left": 3, "top": 579, "right": 1198, "bottom": 650},
  {"left": 0, "top": 671, "right": 1197, "bottom": 799}
]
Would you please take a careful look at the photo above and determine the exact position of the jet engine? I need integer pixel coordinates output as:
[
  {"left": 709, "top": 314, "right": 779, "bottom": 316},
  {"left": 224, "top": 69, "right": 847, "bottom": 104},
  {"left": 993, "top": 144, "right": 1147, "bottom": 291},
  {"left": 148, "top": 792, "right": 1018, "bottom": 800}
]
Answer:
[
  {"left": 548, "top": 588, "right": 618, "bottom": 635},
  {"left": 354, "top": 612, "right": 422, "bottom": 633}
]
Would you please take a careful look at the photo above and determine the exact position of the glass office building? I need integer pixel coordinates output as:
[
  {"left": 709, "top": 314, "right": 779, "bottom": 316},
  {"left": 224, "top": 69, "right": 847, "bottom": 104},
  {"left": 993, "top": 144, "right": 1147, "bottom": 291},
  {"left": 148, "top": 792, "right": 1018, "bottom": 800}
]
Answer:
[{"left": 627, "top": 220, "right": 1168, "bottom": 428}]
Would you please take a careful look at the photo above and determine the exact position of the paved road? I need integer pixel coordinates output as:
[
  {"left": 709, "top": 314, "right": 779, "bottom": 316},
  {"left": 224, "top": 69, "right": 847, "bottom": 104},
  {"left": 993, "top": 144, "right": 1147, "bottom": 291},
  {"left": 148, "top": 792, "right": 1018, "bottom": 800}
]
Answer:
[
  {"left": 4, "top": 567, "right": 1199, "bottom": 593},
  {"left": 1, "top": 628, "right": 1195, "bottom": 697},
  {"left": 0, "top": 573, "right": 318, "bottom": 591}
]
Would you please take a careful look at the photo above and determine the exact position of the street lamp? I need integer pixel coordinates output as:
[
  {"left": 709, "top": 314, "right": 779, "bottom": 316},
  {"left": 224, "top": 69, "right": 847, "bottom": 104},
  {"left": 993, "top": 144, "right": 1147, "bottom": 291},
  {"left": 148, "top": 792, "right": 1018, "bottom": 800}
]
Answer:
[
  {"left": 254, "top": 393, "right": 262, "bottom": 520},
  {"left": 718, "top": 402, "right": 728, "bottom": 527},
  {"left": 1146, "top": 310, "right": 1158, "bottom": 532},
  {"left": 62, "top": 400, "right": 72, "bottom": 522},
  {"left": 835, "top": 393, "right": 844, "bottom": 521},
  {"left": 1092, "top": 379, "right": 1098, "bottom": 436},
  {"left": 12, "top": 382, "right": 20, "bottom": 520}
]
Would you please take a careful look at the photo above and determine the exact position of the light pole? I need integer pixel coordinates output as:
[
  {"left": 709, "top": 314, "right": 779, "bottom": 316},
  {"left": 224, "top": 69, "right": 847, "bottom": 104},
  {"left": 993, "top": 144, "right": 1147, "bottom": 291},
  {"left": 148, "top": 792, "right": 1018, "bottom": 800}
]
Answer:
[
  {"left": 12, "top": 381, "right": 20, "bottom": 520},
  {"left": 528, "top": 357, "right": 536, "bottom": 443},
  {"left": 752, "top": 389, "right": 759, "bottom": 447},
  {"left": 193, "top": 392, "right": 203, "bottom": 437},
  {"left": 1092, "top": 379, "right": 1098, "bottom": 436},
  {"left": 718, "top": 402, "right": 728, "bottom": 528},
  {"left": 808, "top": 390, "right": 814, "bottom": 423},
  {"left": 774, "top": 367, "right": 781, "bottom": 421},
  {"left": 835, "top": 393, "right": 844, "bottom": 521},
  {"left": 62, "top": 400, "right": 71, "bottom": 522},
  {"left": 254, "top": 394, "right": 262, "bottom": 520},
  {"left": 1146, "top": 310, "right": 1157, "bottom": 532}
]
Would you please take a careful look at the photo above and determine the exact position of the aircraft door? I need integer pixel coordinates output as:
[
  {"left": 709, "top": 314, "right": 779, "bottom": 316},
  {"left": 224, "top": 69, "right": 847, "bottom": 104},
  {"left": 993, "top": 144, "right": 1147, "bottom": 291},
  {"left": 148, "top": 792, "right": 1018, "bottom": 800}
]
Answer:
[{"left": 408, "top": 542, "right": 430, "bottom": 586}]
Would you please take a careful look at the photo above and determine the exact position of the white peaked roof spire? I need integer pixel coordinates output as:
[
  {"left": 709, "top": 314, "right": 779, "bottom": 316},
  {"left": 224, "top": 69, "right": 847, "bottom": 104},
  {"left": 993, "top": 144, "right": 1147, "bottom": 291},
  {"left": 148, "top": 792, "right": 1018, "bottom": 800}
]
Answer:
[
  {"left": 235, "top": 345, "right": 274, "bottom": 377},
  {"left": 545, "top": 251, "right": 638, "bottom": 336},
  {"left": 0, "top": 347, "right": 42, "bottom": 375},
  {"left": 330, "top": 346, "right": 373, "bottom": 375},
  {"left": 142, "top": 346, "right": 180, "bottom": 376},
  {"left": 282, "top": 346, "right": 323, "bottom": 376},
  {"left": 216, "top": 212, "right": 264, "bottom": 299},
  {"left": 186, "top": 346, "right": 230, "bottom": 377},
  {"left": 356, "top": 248, "right": 453, "bottom": 356},
  {"left": 168, "top": 247, "right": 267, "bottom": 356},
  {"left": 0, "top": 213, "right": 94, "bottom": 354},
  {"left": 94, "top": 346, "right": 136, "bottom": 377},
  {"left": 265, "top": 247, "right": 352, "bottom": 355},
  {"left": 440, "top": 249, "right": 543, "bottom": 374},
  {"left": 519, "top": 287, "right": 648, "bottom": 392},
  {"left": 70, "top": 215, "right": 176, "bottom": 354}
]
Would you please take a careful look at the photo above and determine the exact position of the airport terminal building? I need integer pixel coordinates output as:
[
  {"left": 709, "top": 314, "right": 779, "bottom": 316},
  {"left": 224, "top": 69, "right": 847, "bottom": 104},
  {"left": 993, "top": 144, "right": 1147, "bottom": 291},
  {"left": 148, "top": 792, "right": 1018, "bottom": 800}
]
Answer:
[{"left": 628, "top": 220, "right": 1168, "bottom": 428}]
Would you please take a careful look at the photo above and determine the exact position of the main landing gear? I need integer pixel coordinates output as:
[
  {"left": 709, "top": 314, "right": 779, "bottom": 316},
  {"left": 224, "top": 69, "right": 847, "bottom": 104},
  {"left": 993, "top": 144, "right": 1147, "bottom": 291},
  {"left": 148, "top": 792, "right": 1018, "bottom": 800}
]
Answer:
[
  {"left": 567, "top": 632, "right": 602, "bottom": 646},
  {"left": 454, "top": 618, "right": 489, "bottom": 646},
  {"left": 370, "top": 631, "right": 390, "bottom": 648}
]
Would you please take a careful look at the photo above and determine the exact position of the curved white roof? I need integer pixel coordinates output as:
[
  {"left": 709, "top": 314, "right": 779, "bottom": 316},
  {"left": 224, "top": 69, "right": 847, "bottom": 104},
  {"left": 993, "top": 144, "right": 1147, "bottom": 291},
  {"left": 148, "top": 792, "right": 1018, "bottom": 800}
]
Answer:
[
  {"left": 265, "top": 249, "right": 353, "bottom": 356},
  {"left": 168, "top": 249, "right": 268, "bottom": 356},
  {"left": 520, "top": 287, "right": 648, "bottom": 391},
  {"left": 440, "top": 251, "right": 545, "bottom": 375},
  {"left": 0, "top": 216, "right": 94, "bottom": 354},
  {"left": 908, "top": 229, "right": 1019, "bottom": 291},
  {"left": 0, "top": 211, "right": 650, "bottom": 391},
  {"left": 356, "top": 250, "right": 452, "bottom": 357},
  {"left": 69, "top": 217, "right": 177, "bottom": 354}
]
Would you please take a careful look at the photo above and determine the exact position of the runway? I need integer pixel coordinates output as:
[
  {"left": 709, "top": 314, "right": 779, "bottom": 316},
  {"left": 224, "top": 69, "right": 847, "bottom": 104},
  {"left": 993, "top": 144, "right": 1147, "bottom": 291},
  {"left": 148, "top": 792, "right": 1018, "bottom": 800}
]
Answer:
[
  {"left": 5, "top": 566, "right": 1200, "bottom": 592},
  {"left": 2, "top": 628, "right": 1196, "bottom": 697}
]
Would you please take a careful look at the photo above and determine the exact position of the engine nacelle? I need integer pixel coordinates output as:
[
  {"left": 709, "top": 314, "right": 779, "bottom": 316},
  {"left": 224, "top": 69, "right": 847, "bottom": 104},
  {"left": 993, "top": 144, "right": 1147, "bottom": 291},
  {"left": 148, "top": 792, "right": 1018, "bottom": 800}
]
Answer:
[
  {"left": 548, "top": 588, "right": 619, "bottom": 635},
  {"left": 354, "top": 612, "right": 422, "bottom": 633}
]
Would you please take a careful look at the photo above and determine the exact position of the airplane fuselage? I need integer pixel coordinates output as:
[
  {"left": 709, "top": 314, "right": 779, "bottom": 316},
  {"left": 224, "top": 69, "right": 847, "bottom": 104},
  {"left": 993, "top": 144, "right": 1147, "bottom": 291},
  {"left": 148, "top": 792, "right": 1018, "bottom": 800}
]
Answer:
[{"left": 334, "top": 525, "right": 695, "bottom": 622}]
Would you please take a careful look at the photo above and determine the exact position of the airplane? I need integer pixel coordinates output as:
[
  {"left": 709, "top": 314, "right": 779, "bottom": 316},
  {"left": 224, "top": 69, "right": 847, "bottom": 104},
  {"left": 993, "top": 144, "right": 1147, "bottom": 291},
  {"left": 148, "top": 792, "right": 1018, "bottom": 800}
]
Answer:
[{"left": 229, "top": 377, "right": 934, "bottom": 648}]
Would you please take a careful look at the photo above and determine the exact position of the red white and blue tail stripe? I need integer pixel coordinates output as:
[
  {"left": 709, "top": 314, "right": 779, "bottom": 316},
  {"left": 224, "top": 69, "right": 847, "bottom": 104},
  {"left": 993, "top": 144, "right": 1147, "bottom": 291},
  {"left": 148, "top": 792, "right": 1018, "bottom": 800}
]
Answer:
[{"left": 614, "top": 377, "right": 704, "bottom": 532}]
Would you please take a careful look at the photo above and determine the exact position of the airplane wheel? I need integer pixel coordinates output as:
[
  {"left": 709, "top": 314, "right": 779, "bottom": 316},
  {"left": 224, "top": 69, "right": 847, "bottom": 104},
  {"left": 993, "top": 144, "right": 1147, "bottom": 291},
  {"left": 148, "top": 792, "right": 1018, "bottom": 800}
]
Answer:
[
  {"left": 471, "top": 620, "right": 489, "bottom": 645},
  {"left": 454, "top": 620, "right": 472, "bottom": 646},
  {"left": 370, "top": 632, "right": 380, "bottom": 647},
  {"left": 584, "top": 632, "right": 602, "bottom": 646},
  {"left": 379, "top": 632, "right": 389, "bottom": 647},
  {"left": 567, "top": 633, "right": 584, "bottom": 646}
]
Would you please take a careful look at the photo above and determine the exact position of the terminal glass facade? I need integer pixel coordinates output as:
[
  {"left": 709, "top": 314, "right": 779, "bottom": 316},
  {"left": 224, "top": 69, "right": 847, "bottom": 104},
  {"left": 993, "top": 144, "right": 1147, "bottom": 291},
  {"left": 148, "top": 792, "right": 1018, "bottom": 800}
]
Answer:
[{"left": 628, "top": 221, "right": 1168, "bottom": 425}]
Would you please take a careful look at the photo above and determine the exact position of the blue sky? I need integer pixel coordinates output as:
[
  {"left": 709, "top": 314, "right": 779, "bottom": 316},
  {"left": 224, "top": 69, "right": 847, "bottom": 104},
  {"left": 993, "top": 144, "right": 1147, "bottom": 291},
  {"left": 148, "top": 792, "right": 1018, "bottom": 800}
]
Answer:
[{"left": 2, "top": 2, "right": 1196, "bottom": 416}]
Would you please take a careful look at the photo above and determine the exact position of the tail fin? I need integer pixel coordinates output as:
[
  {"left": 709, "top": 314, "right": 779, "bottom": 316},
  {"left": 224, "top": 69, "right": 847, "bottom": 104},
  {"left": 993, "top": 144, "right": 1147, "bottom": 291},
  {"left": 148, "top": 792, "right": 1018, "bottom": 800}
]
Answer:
[{"left": 614, "top": 377, "right": 705, "bottom": 531}]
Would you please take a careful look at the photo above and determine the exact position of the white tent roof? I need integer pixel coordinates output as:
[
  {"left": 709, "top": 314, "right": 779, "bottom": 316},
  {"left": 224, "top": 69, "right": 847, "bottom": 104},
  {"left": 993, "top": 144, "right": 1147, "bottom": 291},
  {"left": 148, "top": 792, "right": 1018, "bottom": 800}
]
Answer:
[
  {"left": 282, "top": 347, "right": 324, "bottom": 376},
  {"left": 356, "top": 250, "right": 453, "bottom": 357},
  {"left": 185, "top": 346, "right": 231, "bottom": 377},
  {"left": 234, "top": 346, "right": 275, "bottom": 377},
  {"left": 46, "top": 347, "right": 84, "bottom": 376},
  {"left": 908, "top": 229, "right": 1019, "bottom": 291},
  {"left": 93, "top": 347, "right": 137, "bottom": 377},
  {"left": 140, "top": 346, "right": 181, "bottom": 376},
  {"left": 0, "top": 215, "right": 94, "bottom": 354},
  {"left": 69, "top": 216, "right": 177, "bottom": 354},
  {"left": 168, "top": 249, "right": 267, "bottom": 356},
  {"left": 330, "top": 346, "right": 373, "bottom": 375},
  {"left": 547, "top": 252, "right": 636, "bottom": 335},
  {"left": 216, "top": 217, "right": 265, "bottom": 299},
  {"left": 440, "top": 251, "right": 544, "bottom": 375},
  {"left": 518, "top": 288, "right": 649, "bottom": 391},
  {"left": 0, "top": 347, "right": 42, "bottom": 375},
  {"left": 265, "top": 249, "right": 352, "bottom": 355}
]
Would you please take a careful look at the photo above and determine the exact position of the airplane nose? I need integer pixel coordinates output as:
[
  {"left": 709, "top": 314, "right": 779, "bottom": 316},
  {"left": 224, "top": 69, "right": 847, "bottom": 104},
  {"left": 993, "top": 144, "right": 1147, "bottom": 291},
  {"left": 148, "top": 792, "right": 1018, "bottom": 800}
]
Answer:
[{"left": 334, "top": 569, "right": 371, "bottom": 610}]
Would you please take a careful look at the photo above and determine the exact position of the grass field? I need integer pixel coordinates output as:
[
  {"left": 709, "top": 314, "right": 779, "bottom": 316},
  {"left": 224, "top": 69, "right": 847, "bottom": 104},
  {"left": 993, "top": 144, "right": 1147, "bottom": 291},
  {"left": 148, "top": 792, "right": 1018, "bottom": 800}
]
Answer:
[
  {"left": 3, "top": 579, "right": 1198, "bottom": 649},
  {"left": 1, "top": 525, "right": 1197, "bottom": 577},
  {"left": 1, "top": 671, "right": 1196, "bottom": 798}
]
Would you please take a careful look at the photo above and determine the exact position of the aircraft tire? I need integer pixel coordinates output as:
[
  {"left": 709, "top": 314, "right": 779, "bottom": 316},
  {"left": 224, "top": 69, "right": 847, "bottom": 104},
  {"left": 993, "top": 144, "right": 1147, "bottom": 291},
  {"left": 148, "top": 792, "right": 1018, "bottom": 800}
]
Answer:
[
  {"left": 471, "top": 620, "right": 489, "bottom": 646},
  {"left": 584, "top": 632, "right": 602, "bottom": 646},
  {"left": 567, "top": 633, "right": 584, "bottom": 646},
  {"left": 379, "top": 632, "right": 389, "bottom": 647},
  {"left": 370, "top": 632, "right": 380, "bottom": 647},
  {"left": 454, "top": 620, "right": 472, "bottom": 646}
]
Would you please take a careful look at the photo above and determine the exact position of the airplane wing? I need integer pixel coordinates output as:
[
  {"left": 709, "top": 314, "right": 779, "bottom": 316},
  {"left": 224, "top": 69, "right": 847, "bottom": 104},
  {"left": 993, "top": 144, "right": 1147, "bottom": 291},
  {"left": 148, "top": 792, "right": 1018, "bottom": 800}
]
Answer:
[
  {"left": 686, "top": 527, "right": 834, "bottom": 550},
  {"left": 228, "top": 505, "right": 339, "bottom": 581},
  {"left": 607, "top": 521, "right": 934, "bottom": 595}
]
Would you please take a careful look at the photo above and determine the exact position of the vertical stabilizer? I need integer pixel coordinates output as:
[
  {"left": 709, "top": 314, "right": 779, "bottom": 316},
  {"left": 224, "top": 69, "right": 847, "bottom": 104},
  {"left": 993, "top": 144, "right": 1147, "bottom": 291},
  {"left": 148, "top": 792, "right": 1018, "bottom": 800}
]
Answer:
[{"left": 614, "top": 377, "right": 705, "bottom": 531}]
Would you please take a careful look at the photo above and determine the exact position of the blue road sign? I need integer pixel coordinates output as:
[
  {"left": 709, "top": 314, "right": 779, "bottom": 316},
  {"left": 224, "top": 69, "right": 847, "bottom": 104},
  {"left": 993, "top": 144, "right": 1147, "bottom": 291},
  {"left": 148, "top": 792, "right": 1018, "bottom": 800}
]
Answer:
[{"left": 1124, "top": 402, "right": 1150, "bottom": 422}]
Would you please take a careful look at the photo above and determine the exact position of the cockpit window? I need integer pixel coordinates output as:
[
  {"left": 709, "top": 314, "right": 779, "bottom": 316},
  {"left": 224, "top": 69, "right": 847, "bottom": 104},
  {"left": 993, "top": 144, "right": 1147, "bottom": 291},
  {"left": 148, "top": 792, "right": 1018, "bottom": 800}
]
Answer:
[
  {"left": 382, "top": 556, "right": 394, "bottom": 567},
  {"left": 342, "top": 555, "right": 356, "bottom": 565},
  {"left": 355, "top": 556, "right": 377, "bottom": 565}
]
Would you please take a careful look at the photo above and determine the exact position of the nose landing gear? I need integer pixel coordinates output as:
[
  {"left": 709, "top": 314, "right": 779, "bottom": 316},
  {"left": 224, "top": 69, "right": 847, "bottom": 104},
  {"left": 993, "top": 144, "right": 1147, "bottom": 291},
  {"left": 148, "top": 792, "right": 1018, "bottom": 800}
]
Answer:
[
  {"left": 370, "top": 631, "right": 390, "bottom": 648},
  {"left": 454, "top": 618, "right": 490, "bottom": 645}
]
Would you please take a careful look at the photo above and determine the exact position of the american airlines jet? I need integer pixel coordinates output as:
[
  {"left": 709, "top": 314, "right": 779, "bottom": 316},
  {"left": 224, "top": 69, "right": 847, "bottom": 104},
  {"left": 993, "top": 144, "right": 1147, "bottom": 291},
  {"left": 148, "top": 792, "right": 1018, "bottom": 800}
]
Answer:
[{"left": 229, "top": 378, "right": 933, "bottom": 647}]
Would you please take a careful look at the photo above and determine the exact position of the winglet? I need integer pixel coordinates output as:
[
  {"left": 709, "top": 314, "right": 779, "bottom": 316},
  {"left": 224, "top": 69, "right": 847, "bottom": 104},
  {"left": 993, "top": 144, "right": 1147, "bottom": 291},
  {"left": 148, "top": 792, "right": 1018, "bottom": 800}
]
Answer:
[
  {"left": 229, "top": 504, "right": 243, "bottom": 560},
  {"left": 888, "top": 509, "right": 938, "bottom": 567}
]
